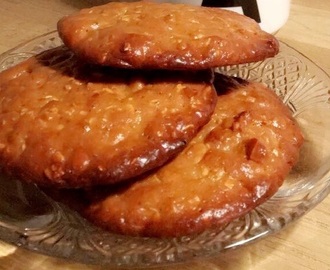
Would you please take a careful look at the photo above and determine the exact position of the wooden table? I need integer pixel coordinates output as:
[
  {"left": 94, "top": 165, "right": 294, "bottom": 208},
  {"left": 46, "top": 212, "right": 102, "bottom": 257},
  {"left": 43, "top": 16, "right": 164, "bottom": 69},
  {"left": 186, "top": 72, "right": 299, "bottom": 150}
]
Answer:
[{"left": 0, "top": 0, "right": 329, "bottom": 269}]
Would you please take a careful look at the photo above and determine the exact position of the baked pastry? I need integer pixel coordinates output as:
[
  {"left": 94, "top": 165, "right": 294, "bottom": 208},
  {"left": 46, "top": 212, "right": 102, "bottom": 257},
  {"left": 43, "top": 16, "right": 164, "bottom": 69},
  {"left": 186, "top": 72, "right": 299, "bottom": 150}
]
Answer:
[
  {"left": 57, "top": 1, "right": 279, "bottom": 70},
  {"left": 84, "top": 74, "right": 304, "bottom": 237},
  {"left": 0, "top": 46, "right": 217, "bottom": 188}
]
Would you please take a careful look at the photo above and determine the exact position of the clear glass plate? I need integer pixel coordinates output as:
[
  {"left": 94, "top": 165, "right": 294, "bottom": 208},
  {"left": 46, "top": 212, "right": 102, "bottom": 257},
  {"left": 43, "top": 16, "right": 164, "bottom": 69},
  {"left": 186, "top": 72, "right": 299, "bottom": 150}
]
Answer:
[{"left": 0, "top": 31, "right": 329, "bottom": 267}]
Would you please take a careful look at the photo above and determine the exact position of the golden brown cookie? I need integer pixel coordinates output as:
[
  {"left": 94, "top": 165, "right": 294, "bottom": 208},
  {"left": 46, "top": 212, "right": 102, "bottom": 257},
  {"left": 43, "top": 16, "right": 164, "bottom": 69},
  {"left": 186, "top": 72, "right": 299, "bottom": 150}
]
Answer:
[
  {"left": 0, "top": 46, "right": 217, "bottom": 188},
  {"left": 57, "top": 1, "right": 279, "bottom": 70},
  {"left": 84, "top": 74, "right": 304, "bottom": 237}
]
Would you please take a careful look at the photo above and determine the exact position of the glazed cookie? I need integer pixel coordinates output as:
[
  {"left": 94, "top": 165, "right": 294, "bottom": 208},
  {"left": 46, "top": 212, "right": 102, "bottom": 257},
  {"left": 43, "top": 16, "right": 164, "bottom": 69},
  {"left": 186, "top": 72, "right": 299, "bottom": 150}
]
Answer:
[
  {"left": 57, "top": 1, "right": 279, "bottom": 70},
  {"left": 0, "top": 46, "right": 217, "bottom": 188},
  {"left": 84, "top": 74, "right": 304, "bottom": 237}
]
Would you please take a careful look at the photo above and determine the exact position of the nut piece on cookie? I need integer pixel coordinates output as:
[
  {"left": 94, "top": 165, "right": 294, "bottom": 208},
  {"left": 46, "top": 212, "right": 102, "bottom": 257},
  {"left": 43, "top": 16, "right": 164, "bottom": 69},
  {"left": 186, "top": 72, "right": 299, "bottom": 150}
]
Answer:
[{"left": 57, "top": 1, "right": 279, "bottom": 70}]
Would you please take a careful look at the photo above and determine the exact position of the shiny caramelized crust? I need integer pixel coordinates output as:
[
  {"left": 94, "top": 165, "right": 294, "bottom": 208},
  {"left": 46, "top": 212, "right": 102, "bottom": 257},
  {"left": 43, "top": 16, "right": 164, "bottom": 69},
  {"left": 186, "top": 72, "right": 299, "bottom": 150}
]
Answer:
[
  {"left": 85, "top": 74, "right": 304, "bottom": 237},
  {"left": 57, "top": 1, "right": 279, "bottom": 70},
  {"left": 0, "top": 46, "right": 217, "bottom": 188}
]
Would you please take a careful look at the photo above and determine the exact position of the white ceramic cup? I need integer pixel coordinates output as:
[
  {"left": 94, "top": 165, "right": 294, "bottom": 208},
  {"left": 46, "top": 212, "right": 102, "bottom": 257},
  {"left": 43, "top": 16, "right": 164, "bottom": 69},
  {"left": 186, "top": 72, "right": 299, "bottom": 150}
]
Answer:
[{"left": 153, "top": 0, "right": 291, "bottom": 34}]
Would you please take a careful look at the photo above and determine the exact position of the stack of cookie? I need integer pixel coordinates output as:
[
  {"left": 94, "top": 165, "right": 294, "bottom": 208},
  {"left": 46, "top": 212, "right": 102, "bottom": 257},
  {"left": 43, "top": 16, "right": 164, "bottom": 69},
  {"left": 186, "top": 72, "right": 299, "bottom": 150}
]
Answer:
[{"left": 0, "top": 2, "right": 303, "bottom": 237}]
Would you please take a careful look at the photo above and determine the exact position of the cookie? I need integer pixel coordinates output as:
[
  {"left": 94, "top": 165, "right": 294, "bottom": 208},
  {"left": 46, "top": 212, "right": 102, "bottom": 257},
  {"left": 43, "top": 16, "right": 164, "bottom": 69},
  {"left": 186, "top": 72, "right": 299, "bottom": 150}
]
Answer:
[
  {"left": 84, "top": 74, "right": 304, "bottom": 237},
  {"left": 57, "top": 1, "right": 279, "bottom": 70},
  {"left": 0, "top": 46, "right": 217, "bottom": 188}
]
